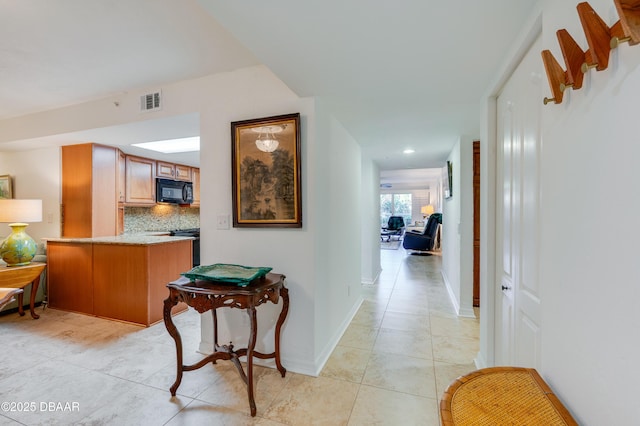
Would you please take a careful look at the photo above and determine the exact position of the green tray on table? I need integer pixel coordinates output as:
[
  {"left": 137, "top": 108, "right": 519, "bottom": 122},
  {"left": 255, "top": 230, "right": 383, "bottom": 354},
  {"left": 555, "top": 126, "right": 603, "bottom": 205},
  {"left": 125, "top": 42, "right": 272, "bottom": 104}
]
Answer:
[{"left": 181, "top": 263, "right": 272, "bottom": 287}]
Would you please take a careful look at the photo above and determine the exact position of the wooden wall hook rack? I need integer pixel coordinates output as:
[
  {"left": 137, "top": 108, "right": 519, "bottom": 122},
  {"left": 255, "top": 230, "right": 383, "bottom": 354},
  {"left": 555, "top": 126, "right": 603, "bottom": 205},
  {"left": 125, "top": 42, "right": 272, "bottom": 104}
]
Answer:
[
  {"left": 610, "top": 20, "right": 633, "bottom": 47},
  {"left": 557, "top": 29, "right": 586, "bottom": 90},
  {"left": 613, "top": 0, "right": 640, "bottom": 45},
  {"left": 540, "top": 0, "right": 640, "bottom": 109},
  {"left": 577, "top": 2, "right": 612, "bottom": 71},
  {"left": 541, "top": 50, "right": 570, "bottom": 105}
]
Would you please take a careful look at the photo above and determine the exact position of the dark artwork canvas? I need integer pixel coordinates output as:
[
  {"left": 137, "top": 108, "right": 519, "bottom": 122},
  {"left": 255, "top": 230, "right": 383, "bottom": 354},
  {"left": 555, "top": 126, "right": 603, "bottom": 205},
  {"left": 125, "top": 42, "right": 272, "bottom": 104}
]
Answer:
[{"left": 231, "top": 113, "right": 301, "bottom": 228}]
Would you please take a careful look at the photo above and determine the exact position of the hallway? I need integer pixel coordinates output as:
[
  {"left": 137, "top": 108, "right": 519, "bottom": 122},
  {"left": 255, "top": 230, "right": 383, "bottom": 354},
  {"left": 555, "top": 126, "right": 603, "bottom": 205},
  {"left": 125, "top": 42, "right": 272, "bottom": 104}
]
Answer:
[
  {"left": 0, "top": 247, "right": 479, "bottom": 425},
  {"left": 319, "top": 247, "right": 479, "bottom": 424}
]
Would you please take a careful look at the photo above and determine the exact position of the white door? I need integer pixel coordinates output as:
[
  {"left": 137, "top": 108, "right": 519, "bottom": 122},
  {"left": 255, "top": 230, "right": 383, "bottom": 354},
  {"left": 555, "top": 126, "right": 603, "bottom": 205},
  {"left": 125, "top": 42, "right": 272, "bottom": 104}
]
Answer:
[{"left": 495, "top": 34, "right": 542, "bottom": 368}]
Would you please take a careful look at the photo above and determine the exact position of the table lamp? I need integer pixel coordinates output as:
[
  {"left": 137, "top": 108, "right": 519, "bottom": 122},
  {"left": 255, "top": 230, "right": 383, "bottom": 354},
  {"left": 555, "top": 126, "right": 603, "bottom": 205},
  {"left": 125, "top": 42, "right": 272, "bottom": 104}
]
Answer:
[
  {"left": 421, "top": 204, "right": 435, "bottom": 219},
  {"left": 0, "top": 199, "right": 42, "bottom": 266}
]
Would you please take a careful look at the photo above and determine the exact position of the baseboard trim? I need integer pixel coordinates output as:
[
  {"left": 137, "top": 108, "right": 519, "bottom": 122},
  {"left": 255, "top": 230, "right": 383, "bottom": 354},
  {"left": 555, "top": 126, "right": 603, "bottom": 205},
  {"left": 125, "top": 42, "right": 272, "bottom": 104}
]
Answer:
[
  {"left": 458, "top": 306, "right": 476, "bottom": 318},
  {"left": 441, "top": 269, "right": 461, "bottom": 314},
  {"left": 312, "top": 296, "right": 363, "bottom": 377},
  {"left": 475, "top": 350, "right": 487, "bottom": 369},
  {"left": 361, "top": 267, "right": 382, "bottom": 285}
]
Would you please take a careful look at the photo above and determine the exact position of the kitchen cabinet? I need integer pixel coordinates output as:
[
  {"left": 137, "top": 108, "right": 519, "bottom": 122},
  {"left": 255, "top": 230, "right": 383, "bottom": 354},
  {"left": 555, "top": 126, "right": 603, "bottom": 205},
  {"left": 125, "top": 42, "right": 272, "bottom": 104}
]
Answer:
[
  {"left": 176, "top": 164, "right": 192, "bottom": 181},
  {"left": 47, "top": 236, "right": 192, "bottom": 326},
  {"left": 61, "top": 143, "right": 118, "bottom": 237},
  {"left": 117, "top": 150, "right": 126, "bottom": 203},
  {"left": 125, "top": 155, "right": 156, "bottom": 205},
  {"left": 47, "top": 243, "right": 93, "bottom": 312},
  {"left": 157, "top": 161, "right": 176, "bottom": 179},
  {"left": 117, "top": 150, "right": 126, "bottom": 235},
  {"left": 191, "top": 167, "right": 200, "bottom": 207},
  {"left": 157, "top": 161, "right": 192, "bottom": 182}
]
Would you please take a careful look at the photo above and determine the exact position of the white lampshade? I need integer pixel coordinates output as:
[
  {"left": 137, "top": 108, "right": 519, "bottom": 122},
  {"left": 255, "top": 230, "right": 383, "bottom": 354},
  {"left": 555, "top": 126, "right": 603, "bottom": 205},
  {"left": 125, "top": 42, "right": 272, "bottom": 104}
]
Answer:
[
  {"left": 0, "top": 199, "right": 43, "bottom": 223},
  {"left": 420, "top": 205, "right": 435, "bottom": 216}
]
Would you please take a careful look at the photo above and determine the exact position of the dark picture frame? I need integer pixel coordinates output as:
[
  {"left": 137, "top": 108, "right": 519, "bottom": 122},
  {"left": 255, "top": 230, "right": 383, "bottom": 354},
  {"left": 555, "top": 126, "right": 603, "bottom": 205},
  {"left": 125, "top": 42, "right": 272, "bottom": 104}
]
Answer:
[
  {"left": 444, "top": 161, "right": 453, "bottom": 199},
  {"left": 231, "top": 113, "right": 302, "bottom": 228},
  {"left": 0, "top": 174, "right": 13, "bottom": 199}
]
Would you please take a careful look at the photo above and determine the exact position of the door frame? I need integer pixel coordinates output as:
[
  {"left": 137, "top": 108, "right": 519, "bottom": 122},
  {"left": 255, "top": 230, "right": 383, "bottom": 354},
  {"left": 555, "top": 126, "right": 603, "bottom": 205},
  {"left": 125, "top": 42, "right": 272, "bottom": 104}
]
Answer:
[{"left": 477, "top": 12, "right": 542, "bottom": 369}]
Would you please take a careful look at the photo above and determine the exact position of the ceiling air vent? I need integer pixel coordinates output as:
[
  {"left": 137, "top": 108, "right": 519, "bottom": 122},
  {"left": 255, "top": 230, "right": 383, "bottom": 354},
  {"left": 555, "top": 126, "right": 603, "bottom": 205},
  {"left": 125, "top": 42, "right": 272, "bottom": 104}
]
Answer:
[{"left": 140, "top": 91, "right": 162, "bottom": 112}]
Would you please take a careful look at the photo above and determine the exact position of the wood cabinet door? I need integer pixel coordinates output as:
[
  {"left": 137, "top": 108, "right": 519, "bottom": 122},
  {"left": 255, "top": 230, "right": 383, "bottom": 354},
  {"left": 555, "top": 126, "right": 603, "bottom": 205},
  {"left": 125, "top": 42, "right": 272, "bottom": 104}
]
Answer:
[
  {"left": 156, "top": 161, "right": 175, "bottom": 179},
  {"left": 126, "top": 156, "right": 156, "bottom": 204},
  {"left": 117, "top": 150, "right": 126, "bottom": 203},
  {"left": 61, "top": 143, "right": 117, "bottom": 237},
  {"left": 47, "top": 242, "right": 94, "bottom": 314},
  {"left": 175, "top": 164, "right": 192, "bottom": 181},
  {"left": 191, "top": 167, "right": 200, "bottom": 206}
]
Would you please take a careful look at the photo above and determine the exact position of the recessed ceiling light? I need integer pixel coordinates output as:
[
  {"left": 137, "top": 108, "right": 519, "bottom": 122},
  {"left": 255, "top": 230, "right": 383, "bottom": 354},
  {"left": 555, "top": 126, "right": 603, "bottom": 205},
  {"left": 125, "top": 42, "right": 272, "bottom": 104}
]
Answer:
[
  {"left": 403, "top": 148, "right": 415, "bottom": 154},
  {"left": 132, "top": 137, "right": 200, "bottom": 153}
]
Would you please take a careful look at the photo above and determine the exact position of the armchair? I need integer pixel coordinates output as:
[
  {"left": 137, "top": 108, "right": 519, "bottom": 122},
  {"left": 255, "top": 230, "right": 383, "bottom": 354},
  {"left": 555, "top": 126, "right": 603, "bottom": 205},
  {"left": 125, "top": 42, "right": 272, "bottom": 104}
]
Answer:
[
  {"left": 402, "top": 213, "right": 441, "bottom": 253},
  {"left": 381, "top": 216, "right": 405, "bottom": 241}
]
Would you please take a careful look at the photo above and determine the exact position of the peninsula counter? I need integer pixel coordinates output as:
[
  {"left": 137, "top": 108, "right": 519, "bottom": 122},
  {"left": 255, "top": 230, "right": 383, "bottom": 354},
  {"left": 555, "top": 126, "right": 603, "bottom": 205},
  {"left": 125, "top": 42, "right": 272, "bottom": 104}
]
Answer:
[{"left": 46, "top": 235, "right": 193, "bottom": 326}]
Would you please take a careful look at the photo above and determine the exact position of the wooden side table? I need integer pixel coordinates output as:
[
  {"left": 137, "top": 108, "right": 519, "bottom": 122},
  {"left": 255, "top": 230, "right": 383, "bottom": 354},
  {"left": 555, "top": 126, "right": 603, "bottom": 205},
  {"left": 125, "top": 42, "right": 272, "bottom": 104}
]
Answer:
[
  {"left": 0, "top": 262, "right": 46, "bottom": 319},
  {"left": 163, "top": 273, "right": 289, "bottom": 417}
]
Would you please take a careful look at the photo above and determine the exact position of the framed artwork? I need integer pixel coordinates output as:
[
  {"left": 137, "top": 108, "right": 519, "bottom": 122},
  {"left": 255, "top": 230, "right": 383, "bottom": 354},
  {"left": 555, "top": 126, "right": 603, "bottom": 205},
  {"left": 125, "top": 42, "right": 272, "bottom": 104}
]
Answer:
[
  {"left": 444, "top": 161, "right": 453, "bottom": 199},
  {"left": 0, "top": 175, "right": 12, "bottom": 199},
  {"left": 231, "top": 113, "right": 302, "bottom": 228}
]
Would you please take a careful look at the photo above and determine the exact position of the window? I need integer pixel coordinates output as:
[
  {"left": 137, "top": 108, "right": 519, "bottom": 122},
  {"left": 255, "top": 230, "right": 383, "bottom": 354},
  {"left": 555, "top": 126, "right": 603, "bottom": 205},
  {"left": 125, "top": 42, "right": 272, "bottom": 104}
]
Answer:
[{"left": 380, "top": 193, "right": 411, "bottom": 227}]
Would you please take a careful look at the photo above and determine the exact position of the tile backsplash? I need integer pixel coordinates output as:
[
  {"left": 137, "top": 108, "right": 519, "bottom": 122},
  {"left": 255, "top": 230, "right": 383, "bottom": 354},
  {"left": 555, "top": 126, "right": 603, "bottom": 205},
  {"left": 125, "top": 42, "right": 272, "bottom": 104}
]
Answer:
[{"left": 124, "top": 205, "right": 200, "bottom": 233}]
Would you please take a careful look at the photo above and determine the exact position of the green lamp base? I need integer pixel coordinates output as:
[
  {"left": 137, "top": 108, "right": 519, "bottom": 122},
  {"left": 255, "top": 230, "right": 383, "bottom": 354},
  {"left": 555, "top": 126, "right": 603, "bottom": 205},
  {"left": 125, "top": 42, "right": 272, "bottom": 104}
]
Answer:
[{"left": 0, "top": 223, "right": 37, "bottom": 267}]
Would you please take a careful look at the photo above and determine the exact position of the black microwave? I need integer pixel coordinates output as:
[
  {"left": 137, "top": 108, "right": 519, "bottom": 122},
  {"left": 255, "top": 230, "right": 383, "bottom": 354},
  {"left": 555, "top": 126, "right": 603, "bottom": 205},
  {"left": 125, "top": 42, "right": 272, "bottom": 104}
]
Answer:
[{"left": 156, "top": 178, "right": 194, "bottom": 204}]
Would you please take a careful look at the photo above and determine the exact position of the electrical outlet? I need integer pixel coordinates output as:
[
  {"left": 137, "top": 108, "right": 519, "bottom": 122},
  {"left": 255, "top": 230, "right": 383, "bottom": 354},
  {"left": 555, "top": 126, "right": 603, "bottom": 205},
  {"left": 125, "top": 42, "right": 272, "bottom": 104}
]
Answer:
[
  {"left": 216, "top": 215, "right": 230, "bottom": 230},
  {"left": 47, "top": 212, "right": 54, "bottom": 224}
]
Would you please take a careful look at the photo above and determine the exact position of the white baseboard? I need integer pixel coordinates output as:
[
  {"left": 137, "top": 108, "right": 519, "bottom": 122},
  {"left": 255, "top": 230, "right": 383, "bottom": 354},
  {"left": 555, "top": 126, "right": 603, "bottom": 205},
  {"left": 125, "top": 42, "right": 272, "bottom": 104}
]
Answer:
[
  {"left": 441, "top": 269, "right": 460, "bottom": 314},
  {"left": 475, "top": 350, "right": 487, "bottom": 369},
  {"left": 361, "top": 267, "right": 382, "bottom": 285},
  {"left": 441, "top": 269, "right": 477, "bottom": 318},
  {"left": 312, "top": 296, "right": 364, "bottom": 377},
  {"left": 458, "top": 306, "right": 476, "bottom": 318},
  {"left": 197, "top": 342, "right": 320, "bottom": 377},
  {"left": 196, "top": 296, "right": 365, "bottom": 378}
]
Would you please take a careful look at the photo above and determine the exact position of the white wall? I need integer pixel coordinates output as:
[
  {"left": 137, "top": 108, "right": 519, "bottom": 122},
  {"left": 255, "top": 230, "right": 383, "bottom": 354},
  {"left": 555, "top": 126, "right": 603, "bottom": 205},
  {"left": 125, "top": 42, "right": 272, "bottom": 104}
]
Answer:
[
  {"left": 312, "top": 102, "right": 363, "bottom": 373},
  {"left": 0, "top": 148, "right": 61, "bottom": 241},
  {"left": 361, "top": 155, "right": 381, "bottom": 285},
  {"left": 441, "top": 137, "right": 475, "bottom": 317},
  {"left": 481, "top": 0, "right": 640, "bottom": 423},
  {"left": 539, "top": 0, "right": 640, "bottom": 423},
  {"left": 0, "top": 65, "right": 363, "bottom": 377}
]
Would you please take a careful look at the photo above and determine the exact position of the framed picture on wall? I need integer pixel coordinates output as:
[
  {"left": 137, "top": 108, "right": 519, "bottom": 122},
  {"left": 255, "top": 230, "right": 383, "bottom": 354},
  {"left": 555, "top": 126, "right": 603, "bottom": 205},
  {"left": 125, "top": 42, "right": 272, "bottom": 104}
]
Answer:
[
  {"left": 0, "top": 175, "right": 12, "bottom": 199},
  {"left": 231, "top": 113, "right": 302, "bottom": 228},
  {"left": 444, "top": 161, "right": 453, "bottom": 199}
]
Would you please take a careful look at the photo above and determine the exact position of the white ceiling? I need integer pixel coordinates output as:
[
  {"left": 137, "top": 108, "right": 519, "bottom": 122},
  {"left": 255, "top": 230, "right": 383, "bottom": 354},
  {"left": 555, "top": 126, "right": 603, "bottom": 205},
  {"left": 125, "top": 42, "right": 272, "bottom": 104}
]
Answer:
[{"left": 0, "top": 0, "right": 537, "bottom": 178}]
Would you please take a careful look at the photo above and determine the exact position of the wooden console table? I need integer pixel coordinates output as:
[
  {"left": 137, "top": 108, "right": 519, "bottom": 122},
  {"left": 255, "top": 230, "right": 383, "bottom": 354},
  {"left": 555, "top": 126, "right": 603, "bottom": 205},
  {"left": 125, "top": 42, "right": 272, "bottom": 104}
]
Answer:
[
  {"left": 0, "top": 262, "right": 46, "bottom": 319},
  {"left": 163, "top": 273, "right": 289, "bottom": 417},
  {"left": 440, "top": 367, "right": 577, "bottom": 425}
]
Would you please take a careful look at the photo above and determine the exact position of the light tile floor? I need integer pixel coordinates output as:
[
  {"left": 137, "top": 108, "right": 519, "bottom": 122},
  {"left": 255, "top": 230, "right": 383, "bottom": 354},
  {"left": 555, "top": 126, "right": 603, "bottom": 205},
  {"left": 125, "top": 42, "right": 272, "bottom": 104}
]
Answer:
[{"left": 0, "top": 247, "right": 479, "bottom": 425}]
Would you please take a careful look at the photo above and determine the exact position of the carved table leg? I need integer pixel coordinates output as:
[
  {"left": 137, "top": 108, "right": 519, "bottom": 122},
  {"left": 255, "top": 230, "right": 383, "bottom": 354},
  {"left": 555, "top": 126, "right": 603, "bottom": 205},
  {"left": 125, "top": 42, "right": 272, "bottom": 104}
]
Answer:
[
  {"left": 163, "top": 292, "right": 183, "bottom": 396},
  {"left": 211, "top": 308, "right": 219, "bottom": 363},
  {"left": 274, "top": 287, "right": 289, "bottom": 377},
  {"left": 17, "top": 292, "right": 25, "bottom": 316},
  {"left": 247, "top": 306, "right": 258, "bottom": 417},
  {"left": 29, "top": 277, "right": 40, "bottom": 319}
]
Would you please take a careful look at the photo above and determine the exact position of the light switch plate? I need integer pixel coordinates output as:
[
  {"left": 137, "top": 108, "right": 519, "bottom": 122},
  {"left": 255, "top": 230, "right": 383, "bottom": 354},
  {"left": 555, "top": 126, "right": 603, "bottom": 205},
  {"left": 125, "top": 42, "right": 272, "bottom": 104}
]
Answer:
[{"left": 216, "top": 215, "right": 230, "bottom": 230}]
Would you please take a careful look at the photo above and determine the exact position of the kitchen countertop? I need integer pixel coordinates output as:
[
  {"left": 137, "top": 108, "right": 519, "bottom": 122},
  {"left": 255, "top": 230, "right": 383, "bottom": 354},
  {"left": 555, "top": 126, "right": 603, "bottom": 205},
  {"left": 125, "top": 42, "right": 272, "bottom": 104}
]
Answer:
[{"left": 45, "top": 235, "right": 194, "bottom": 245}]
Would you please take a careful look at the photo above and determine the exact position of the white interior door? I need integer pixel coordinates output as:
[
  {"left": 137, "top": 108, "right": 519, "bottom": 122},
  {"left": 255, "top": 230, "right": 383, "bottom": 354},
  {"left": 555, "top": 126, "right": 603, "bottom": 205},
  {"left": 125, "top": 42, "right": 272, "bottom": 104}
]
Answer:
[{"left": 495, "top": 34, "right": 542, "bottom": 368}]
